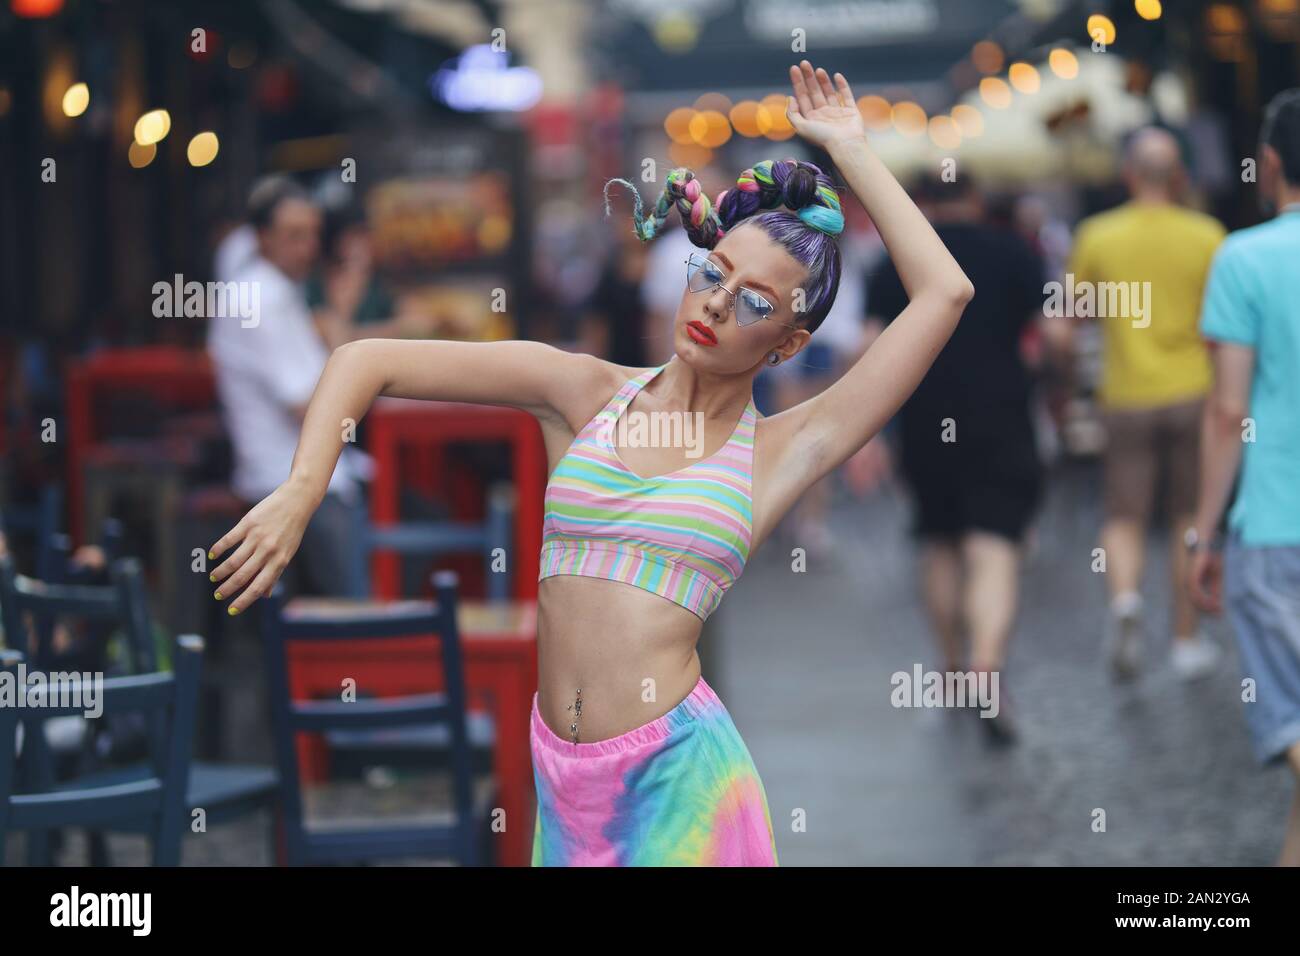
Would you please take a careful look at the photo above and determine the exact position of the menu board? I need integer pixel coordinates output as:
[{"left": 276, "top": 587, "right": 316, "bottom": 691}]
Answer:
[
  {"left": 355, "top": 124, "right": 528, "bottom": 341},
  {"left": 369, "top": 171, "right": 513, "bottom": 271}
]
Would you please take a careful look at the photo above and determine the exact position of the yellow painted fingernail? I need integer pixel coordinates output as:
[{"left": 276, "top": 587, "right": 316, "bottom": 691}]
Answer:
[
  {"left": 209, "top": 574, "right": 216, "bottom": 583},
  {"left": 213, "top": 591, "right": 223, "bottom": 600},
  {"left": 228, "top": 606, "right": 240, "bottom": 616},
  {"left": 207, "top": 550, "right": 215, "bottom": 560}
]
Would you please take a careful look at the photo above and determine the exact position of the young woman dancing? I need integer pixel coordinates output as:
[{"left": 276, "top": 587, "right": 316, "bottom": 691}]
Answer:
[{"left": 208, "top": 60, "right": 973, "bottom": 866}]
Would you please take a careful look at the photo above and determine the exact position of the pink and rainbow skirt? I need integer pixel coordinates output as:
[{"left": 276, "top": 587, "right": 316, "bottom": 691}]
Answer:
[{"left": 530, "top": 676, "right": 779, "bottom": 866}]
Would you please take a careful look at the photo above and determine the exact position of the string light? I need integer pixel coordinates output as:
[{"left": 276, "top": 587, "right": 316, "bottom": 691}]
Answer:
[
  {"left": 1009, "top": 63, "right": 1041, "bottom": 94},
  {"left": 891, "top": 101, "right": 927, "bottom": 137},
  {"left": 979, "top": 77, "right": 1012, "bottom": 109},
  {"left": 133, "top": 109, "right": 171, "bottom": 146},
  {"left": 1087, "top": 14, "right": 1117, "bottom": 45},
  {"left": 1135, "top": 0, "right": 1162, "bottom": 20},
  {"left": 951, "top": 104, "right": 985, "bottom": 137},
  {"left": 1049, "top": 48, "right": 1080, "bottom": 79},
  {"left": 61, "top": 81, "right": 88, "bottom": 117},
  {"left": 187, "top": 131, "right": 219, "bottom": 166}
]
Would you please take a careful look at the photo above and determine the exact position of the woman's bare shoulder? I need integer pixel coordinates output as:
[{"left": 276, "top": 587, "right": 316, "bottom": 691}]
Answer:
[{"left": 542, "top": 350, "right": 652, "bottom": 427}]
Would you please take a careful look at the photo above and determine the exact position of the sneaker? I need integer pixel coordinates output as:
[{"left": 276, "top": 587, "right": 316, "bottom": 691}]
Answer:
[
  {"left": 795, "top": 517, "right": 838, "bottom": 561},
  {"left": 970, "top": 668, "right": 1018, "bottom": 745},
  {"left": 1170, "top": 634, "right": 1221, "bottom": 682},
  {"left": 1105, "top": 600, "right": 1145, "bottom": 682}
]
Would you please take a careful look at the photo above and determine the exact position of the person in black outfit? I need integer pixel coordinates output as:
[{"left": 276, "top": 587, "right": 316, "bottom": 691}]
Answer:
[
  {"left": 865, "top": 174, "right": 1056, "bottom": 743},
  {"left": 579, "top": 222, "right": 650, "bottom": 368}
]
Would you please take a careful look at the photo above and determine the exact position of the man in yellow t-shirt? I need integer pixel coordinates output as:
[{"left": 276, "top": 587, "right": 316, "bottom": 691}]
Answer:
[{"left": 1068, "top": 127, "right": 1226, "bottom": 683}]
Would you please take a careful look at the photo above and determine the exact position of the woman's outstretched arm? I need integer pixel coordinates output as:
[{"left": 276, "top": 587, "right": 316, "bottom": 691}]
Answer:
[
  {"left": 208, "top": 338, "right": 598, "bottom": 613},
  {"left": 766, "top": 62, "right": 973, "bottom": 493}
]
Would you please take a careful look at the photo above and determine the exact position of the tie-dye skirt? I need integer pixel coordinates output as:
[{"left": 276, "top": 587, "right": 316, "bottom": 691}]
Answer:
[{"left": 530, "top": 676, "right": 778, "bottom": 866}]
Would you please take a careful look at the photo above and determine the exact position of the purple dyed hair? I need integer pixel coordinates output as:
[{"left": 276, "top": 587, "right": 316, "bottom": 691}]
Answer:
[{"left": 603, "top": 158, "right": 844, "bottom": 333}]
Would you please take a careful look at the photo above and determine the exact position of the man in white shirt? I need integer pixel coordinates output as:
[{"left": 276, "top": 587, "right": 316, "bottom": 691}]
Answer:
[{"left": 207, "top": 176, "right": 368, "bottom": 596}]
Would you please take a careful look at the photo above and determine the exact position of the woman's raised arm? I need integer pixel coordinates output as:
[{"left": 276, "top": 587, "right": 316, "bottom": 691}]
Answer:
[
  {"left": 767, "top": 63, "right": 973, "bottom": 490},
  {"left": 208, "top": 338, "right": 597, "bottom": 613}
]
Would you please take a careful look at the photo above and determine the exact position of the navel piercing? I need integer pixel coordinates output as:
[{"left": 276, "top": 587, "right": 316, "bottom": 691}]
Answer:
[{"left": 566, "top": 688, "right": 583, "bottom": 742}]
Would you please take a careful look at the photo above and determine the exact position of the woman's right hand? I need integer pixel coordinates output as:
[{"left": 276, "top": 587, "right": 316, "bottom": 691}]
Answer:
[{"left": 208, "top": 479, "right": 317, "bottom": 615}]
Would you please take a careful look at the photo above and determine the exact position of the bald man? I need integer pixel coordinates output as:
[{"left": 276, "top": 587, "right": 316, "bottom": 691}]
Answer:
[{"left": 1069, "top": 126, "right": 1227, "bottom": 682}]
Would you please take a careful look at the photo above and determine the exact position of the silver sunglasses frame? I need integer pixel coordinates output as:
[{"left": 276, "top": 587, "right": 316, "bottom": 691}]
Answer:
[{"left": 683, "top": 253, "right": 801, "bottom": 330}]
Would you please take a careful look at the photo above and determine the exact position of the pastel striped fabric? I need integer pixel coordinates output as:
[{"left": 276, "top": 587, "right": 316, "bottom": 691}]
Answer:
[
  {"left": 531, "top": 676, "right": 779, "bottom": 866},
  {"left": 538, "top": 363, "right": 756, "bottom": 620}
]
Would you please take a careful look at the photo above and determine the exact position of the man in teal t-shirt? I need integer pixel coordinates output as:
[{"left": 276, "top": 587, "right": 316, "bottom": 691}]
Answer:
[{"left": 1190, "top": 88, "right": 1300, "bottom": 865}]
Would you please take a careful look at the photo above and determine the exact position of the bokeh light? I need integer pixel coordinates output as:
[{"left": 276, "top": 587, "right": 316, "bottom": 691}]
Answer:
[
  {"left": 1087, "top": 14, "right": 1117, "bottom": 45},
  {"left": 951, "top": 104, "right": 985, "bottom": 137},
  {"left": 1049, "top": 48, "right": 1080, "bottom": 79},
  {"left": 891, "top": 101, "right": 928, "bottom": 137},
  {"left": 857, "top": 95, "right": 892, "bottom": 131},
  {"left": 688, "top": 110, "right": 731, "bottom": 148},
  {"left": 664, "top": 107, "right": 696, "bottom": 145},
  {"left": 127, "top": 139, "right": 156, "bottom": 168},
  {"left": 928, "top": 115, "right": 962, "bottom": 150},
  {"left": 979, "top": 77, "right": 1012, "bottom": 109},
  {"left": 1135, "top": 0, "right": 1163, "bottom": 20},
  {"left": 61, "top": 81, "right": 88, "bottom": 118},
  {"left": 729, "top": 100, "right": 763, "bottom": 137},
  {"left": 971, "top": 41, "right": 1005, "bottom": 75},
  {"left": 187, "top": 131, "right": 220, "bottom": 166},
  {"left": 1009, "top": 62, "right": 1041, "bottom": 94},
  {"left": 133, "top": 109, "right": 171, "bottom": 146}
]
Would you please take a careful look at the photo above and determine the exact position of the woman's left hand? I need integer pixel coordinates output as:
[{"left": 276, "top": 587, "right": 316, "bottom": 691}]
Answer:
[{"left": 786, "top": 60, "right": 867, "bottom": 150}]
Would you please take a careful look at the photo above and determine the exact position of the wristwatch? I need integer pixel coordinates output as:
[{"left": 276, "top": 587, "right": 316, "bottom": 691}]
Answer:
[{"left": 1183, "top": 527, "right": 1221, "bottom": 554}]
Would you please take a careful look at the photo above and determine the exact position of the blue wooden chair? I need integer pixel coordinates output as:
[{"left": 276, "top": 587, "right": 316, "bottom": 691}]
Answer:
[
  {"left": 0, "top": 637, "right": 203, "bottom": 866},
  {"left": 0, "top": 554, "right": 154, "bottom": 674},
  {"left": 260, "top": 570, "right": 490, "bottom": 865},
  {"left": 0, "top": 554, "right": 278, "bottom": 865},
  {"left": 345, "top": 482, "right": 515, "bottom": 600},
  {"left": 0, "top": 484, "right": 63, "bottom": 584}
]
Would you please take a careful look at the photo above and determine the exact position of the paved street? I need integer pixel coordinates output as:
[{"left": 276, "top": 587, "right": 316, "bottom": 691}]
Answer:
[{"left": 711, "top": 458, "right": 1293, "bottom": 865}]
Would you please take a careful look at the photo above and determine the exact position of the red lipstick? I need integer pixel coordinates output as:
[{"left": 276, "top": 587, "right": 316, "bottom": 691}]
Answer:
[{"left": 687, "top": 320, "right": 717, "bottom": 346}]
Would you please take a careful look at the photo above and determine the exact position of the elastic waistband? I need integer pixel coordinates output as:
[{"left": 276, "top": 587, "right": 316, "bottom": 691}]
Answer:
[{"left": 530, "top": 676, "right": 720, "bottom": 758}]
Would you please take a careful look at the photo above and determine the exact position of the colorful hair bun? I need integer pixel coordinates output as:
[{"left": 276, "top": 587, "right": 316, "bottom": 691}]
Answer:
[{"left": 601, "top": 157, "right": 843, "bottom": 247}]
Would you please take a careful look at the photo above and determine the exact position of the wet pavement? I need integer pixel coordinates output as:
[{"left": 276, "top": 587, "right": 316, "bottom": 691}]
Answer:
[{"left": 711, "top": 458, "right": 1293, "bottom": 865}]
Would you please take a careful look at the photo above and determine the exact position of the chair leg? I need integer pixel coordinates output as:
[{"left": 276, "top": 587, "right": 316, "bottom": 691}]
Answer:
[
  {"left": 26, "top": 829, "right": 54, "bottom": 866},
  {"left": 272, "top": 805, "right": 289, "bottom": 866},
  {"left": 88, "top": 829, "right": 112, "bottom": 866}
]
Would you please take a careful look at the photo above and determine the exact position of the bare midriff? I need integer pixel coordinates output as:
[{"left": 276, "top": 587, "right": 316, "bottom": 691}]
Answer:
[{"left": 536, "top": 574, "right": 705, "bottom": 744}]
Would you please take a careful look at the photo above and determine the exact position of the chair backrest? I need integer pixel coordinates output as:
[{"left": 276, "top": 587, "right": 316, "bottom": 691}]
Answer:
[
  {"left": 0, "top": 636, "right": 203, "bottom": 866},
  {"left": 258, "top": 570, "right": 478, "bottom": 865},
  {"left": 355, "top": 480, "right": 515, "bottom": 603},
  {"left": 46, "top": 517, "right": 126, "bottom": 585},
  {"left": 0, "top": 485, "right": 62, "bottom": 582},
  {"left": 0, "top": 554, "right": 156, "bottom": 674}
]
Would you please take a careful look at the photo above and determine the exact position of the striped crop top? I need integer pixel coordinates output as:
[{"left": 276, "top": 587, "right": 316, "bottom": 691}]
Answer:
[{"left": 539, "top": 362, "right": 756, "bottom": 621}]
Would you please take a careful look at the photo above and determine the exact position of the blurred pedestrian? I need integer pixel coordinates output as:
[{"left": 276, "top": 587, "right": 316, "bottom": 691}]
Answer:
[
  {"left": 770, "top": 197, "right": 875, "bottom": 555},
  {"left": 306, "top": 203, "right": 436, "bottom": 349},
  {"left": 577, "top": 220, "right": 651, "bottom": 368},
  {"left": 1069, "top": 127, "right": 1227, "bottom": 681},
  {"left": 1189, "top": 88, "right": 1300, "bottom": 865},
  {"left": 866, "top": 174, "right": 1052, "bottom": 743}
]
